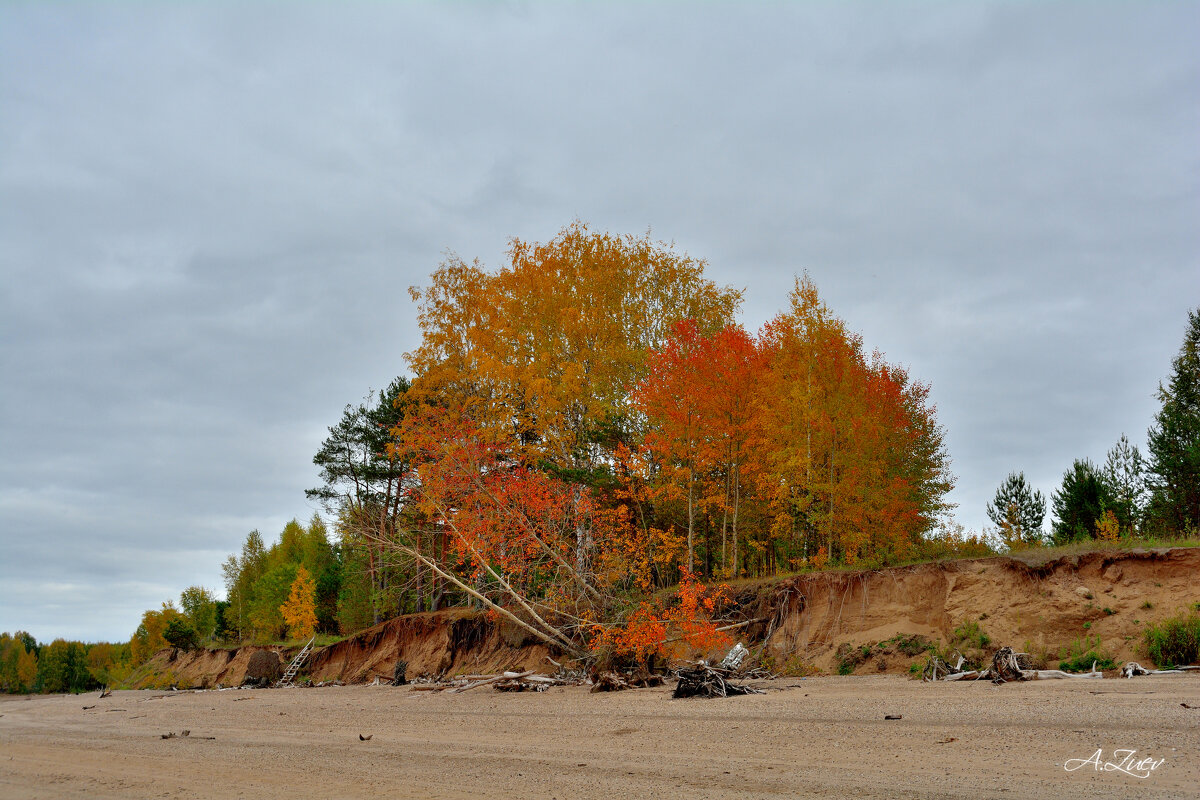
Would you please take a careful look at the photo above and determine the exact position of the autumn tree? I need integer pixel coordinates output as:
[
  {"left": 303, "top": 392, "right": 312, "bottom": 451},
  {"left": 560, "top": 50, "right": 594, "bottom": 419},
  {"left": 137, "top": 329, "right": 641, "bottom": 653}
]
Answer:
[
  {"left": 406, "top": 222, "right": 741, "bottom": 579},
  {"left": 634, "top": 321, "right": 765, "bottom": 577},
  {"left": 634, "top": 319, "right": 711, "bottom": 572},
  {"left": 0, "top": 633, "right": 39, "bottom": 693},
  {"left": 757, "top": 276, "right": 954, "bottom": 567},
  {"left": 220, "top": 518, "right": 340, "bottom": 641},
  {"left": 130, "top": 603, "right": 186, "bottom": 665},
  {"left": 280, "top": 565, "right": 318, "bottom": 640}
]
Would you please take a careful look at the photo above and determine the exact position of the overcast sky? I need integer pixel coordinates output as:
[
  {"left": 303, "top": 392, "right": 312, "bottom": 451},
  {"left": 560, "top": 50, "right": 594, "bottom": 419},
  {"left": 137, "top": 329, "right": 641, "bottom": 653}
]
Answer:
[{"left": 2, "top": 2, "right": 1197, "bottom": 642}]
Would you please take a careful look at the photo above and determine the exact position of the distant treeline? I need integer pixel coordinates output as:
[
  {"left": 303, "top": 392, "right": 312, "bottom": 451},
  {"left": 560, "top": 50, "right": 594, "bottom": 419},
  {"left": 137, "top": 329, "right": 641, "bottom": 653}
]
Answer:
[{"left": 0, "top": 632, "right": 130, "bottom": 694}]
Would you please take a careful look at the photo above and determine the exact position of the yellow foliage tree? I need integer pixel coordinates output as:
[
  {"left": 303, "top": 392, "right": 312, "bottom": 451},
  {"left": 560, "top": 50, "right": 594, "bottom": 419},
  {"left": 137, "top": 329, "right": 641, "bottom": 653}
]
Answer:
[
  {"left": 16, "top": 646, "right": 37, "bottom": 691},
  {"left": 1095, "top": 508, "right": 1121, "bottom": 542},
  {"left": 406, "top": 221, "right": 742, "bottom": 470},
  {"left": 130, "top": 603, "right": 185, "bottom": 665},
  {"left": 280, "top": 565, "right": 317, "bottom": 640}
]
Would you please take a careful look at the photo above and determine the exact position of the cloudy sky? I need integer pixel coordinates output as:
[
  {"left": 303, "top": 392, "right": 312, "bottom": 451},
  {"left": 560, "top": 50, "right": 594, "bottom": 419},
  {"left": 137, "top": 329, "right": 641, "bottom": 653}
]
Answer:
[{"left": 2, "top": 2, "right": 1196, "bottom": 642}]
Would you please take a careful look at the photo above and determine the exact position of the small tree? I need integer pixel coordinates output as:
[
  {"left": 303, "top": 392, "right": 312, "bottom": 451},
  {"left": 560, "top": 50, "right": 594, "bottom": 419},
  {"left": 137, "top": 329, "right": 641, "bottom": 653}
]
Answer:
[
  {"left": 986, "top": 472, "right": 1046, "bottom": 547},
  {"left": 1103, "top": 434, "right": 1146, "bottom": 534},
  {"left": 280, "top": 566, "right": 318, "bottom": 641},
  {"left": 163, "top": 619, "right": 200, "bottom": 651},
  {"left": 1051, "top": 460, "right": 1113, "bottom": 544},
  {"left": 179, "top": 586, "right": 218, "bottom": 642}
]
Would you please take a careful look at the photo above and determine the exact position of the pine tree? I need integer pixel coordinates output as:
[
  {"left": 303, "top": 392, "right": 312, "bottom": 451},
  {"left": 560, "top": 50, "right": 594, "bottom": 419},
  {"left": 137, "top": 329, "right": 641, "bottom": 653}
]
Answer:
[
  {"left": 1145, "top": 308, "right": 1200, "bottom": 534},
  {"left": 1051, "top": 459, "right": 1113, "bottom": 545},
  {"left": 1102, "top": 434, "right": 1146, "bottom": 534},
  {"left": 986, "top": 472, "right": 1046, "bottom": 547}
]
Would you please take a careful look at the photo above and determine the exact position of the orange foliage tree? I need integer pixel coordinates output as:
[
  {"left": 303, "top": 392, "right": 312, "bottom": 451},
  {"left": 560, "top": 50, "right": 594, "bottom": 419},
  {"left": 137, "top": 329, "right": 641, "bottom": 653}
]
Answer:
[{"left": 369, "top": 229, "right": 958, "bottom": 662}]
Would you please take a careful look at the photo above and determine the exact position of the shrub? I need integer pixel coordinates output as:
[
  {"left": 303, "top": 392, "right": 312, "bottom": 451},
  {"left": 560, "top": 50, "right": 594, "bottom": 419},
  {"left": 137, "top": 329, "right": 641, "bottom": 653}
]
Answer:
[
  {"left": 1057, "top": 635, "right": 1116, "bottom": 672},
  {"left": 952, "top": 621, "right": 990, "bottom": 650},
  {"left": 1143, "top": 613, "right": 1200, "bottom": 668}
]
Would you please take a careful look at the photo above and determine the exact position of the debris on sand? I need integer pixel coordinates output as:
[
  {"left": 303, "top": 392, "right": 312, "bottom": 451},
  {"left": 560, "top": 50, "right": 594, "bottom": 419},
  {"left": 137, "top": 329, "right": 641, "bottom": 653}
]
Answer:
[
  {"left": 924, "top": 646, "right": 1102, "bottom": 683},
  {"left": 1121, "top": 661, "right": 1200, "bottom": 678},
  {"left": 672, "top": 663, "right": 764, "bottom": 699},
  {"left": 590, "top": 672, "right": 664, "bottom": 693}
]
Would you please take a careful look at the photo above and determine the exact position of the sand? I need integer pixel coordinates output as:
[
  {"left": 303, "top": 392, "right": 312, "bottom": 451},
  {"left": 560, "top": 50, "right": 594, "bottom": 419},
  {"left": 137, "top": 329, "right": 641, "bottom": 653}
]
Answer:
[{"left": 2, "top": 675, "right": 1198, "bottom": 799}]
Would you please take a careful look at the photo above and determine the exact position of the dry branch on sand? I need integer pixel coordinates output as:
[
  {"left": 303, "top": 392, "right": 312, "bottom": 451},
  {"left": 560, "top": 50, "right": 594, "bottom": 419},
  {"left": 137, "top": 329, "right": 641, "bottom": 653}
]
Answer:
[
  {"left": 1120, "top": 662, "right": 1200, "bottom": 678},
  {"left": 926, "top": 646, "right": 1103, "bottom": 683},
  {"left": 672, "top": 663, "right": 765, "bottom": 698}
]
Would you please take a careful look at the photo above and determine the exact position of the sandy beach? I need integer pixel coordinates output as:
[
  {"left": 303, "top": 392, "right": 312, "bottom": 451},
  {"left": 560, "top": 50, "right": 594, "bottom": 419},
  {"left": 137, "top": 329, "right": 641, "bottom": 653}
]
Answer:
[{"left": 2, "top": 674, "right": 1197, "bottom": 799}]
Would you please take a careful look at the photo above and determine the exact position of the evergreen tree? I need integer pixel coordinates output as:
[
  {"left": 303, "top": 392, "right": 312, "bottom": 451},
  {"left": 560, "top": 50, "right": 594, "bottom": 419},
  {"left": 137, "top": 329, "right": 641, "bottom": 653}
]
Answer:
[
  {"left": 1145, "top": 308, "right": 1200, "bottom": 534},
  {"left": 986, "top": 472, "right": 1046, "bottom": 547},
  {"left": 1102, "top": 434, "right": 1146, "bottom": 534},
  {"left": 1051, "top": 459, "right": 1113, "bottom": 544},
  {"left": 307, "top": 377, "right": 416, "bottom": 624},
  {"left": 163, "top": 619, "right": 200, "bottom": 651}
]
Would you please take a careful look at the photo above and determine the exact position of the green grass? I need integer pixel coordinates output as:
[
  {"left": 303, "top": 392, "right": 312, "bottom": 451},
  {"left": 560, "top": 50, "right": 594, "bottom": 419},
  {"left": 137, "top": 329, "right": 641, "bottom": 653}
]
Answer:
[
  {"left": 1143, "top": 612, "right": 1200, "bottom": 669},
  {"left": 1057, "top": 635, "right": 1116, "bottom": 672},
  {"left": 951, "top": 620, "right": 990, "bottom": 650},
  {"left": 1004, "top": 536, "right": 1200, "bottom": 568}
]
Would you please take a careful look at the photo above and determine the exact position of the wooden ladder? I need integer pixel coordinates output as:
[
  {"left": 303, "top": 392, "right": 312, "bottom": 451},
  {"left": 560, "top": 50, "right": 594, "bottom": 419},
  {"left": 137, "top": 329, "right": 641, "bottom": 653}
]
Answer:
[{"left": 276, "top": 636, "right": 316, "bottom": 688}]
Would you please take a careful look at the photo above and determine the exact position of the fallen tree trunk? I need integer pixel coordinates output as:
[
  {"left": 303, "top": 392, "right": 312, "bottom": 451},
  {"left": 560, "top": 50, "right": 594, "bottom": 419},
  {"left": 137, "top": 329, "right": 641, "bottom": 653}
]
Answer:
[
  {"left": 452, "top": 671, "right": 535, "bottom": 693},
  {"left": 1121, "top": 661, "right": 1200, "bottom": 678}
]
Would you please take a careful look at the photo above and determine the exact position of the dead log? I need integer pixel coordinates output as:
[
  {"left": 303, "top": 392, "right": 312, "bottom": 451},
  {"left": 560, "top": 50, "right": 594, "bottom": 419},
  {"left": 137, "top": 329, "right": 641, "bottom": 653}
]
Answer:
[
  {"left": 1120, "top": 661, "right": 1199, "bottom": 678},
  {"left": 673, "top": 664, "right": 764, "bottom": 699},
  {"left": 590, "top": 672, "right": 630, "bottom": 693},
  {"left": 1027, "top": 668, "right": 1102, "bottom": 680},
  {"left": 452, "top": 670, "right": 534, "bottom": 693}
]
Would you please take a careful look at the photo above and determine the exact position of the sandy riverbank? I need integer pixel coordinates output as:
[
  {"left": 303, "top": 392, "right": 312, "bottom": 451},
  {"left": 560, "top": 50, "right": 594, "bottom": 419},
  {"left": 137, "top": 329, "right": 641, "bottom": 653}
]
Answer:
[{"left": 2, "top": 675, "right": 1197, "bottom": 799}]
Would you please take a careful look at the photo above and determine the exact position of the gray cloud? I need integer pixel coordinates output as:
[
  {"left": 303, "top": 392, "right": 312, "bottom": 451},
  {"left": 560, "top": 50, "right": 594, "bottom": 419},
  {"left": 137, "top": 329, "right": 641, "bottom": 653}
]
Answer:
[{"left": 2, "top": 2, "right": 1196, "bottom": 641}]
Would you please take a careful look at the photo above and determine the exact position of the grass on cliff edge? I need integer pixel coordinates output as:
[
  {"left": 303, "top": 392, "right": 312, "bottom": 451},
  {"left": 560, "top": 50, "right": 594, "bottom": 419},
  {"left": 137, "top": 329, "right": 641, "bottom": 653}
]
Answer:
[{"left": 716, "top": 534, "right": 1200, "bottom": 596}]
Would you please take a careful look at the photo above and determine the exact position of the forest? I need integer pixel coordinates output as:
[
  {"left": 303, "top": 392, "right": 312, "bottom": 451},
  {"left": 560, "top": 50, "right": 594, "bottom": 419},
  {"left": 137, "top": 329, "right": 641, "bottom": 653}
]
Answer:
[{"left": 5, "top": 224, "right": 1196, "bottom": 689}]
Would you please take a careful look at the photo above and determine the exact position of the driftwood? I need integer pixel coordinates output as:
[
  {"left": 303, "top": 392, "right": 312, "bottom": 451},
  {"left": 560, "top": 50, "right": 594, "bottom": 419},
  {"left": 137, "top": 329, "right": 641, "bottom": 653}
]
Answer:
[
  {"left": 926, "top": 646, "right": 1102, "bottom": 683},
  {"left": 673, "top": 663, "right": 764, "bottom": 699},
  {"left": 452, "top": 670, "right": 535, "bottom": 693},
  {"left": 719, "top": 643, "right": 750, "bottom": 671},
  {"left": 1121, "top": 661, "right": 1200, "bottom": 678},
  {"left": 590, "top": 672, "right": 665, "bottom": 693}
]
